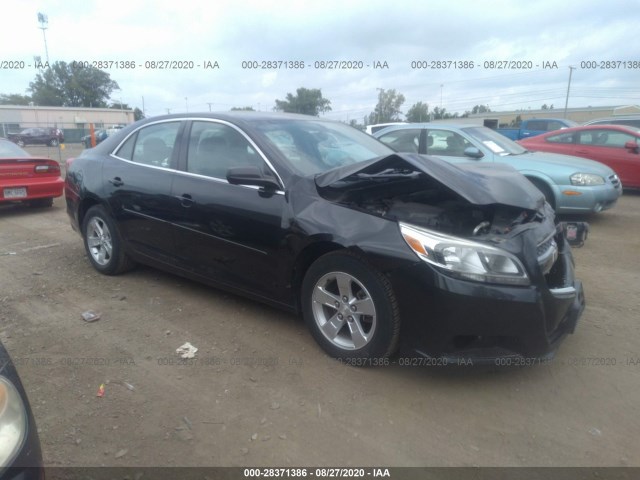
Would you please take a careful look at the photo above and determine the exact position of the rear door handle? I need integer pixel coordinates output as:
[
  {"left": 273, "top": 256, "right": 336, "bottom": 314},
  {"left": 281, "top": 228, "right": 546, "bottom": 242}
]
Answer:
[
  {"left": 178, "top": 193, "right": 194, "bottom": 208},
  {"left": 109, "top": 177, "right": 124, "bottom": 187}
]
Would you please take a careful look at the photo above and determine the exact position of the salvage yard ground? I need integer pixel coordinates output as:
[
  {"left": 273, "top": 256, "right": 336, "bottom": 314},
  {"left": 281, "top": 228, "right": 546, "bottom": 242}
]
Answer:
[{"left": 0, "top": 145, "right": 638, "bottom": 467}]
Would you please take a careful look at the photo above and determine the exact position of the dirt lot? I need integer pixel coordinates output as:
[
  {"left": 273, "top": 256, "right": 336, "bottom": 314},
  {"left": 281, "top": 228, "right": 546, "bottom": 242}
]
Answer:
[{"left": 0, "top": 144, "right": 638, "bottom": 468}]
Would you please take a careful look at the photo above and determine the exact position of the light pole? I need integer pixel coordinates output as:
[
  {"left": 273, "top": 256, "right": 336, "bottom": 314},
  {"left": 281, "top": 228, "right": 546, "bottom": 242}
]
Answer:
[
  {"left": 440, "top": 84, "right": 444, "bottom": 109},
  {"left": 563, "top": 66, "right": 575, "bottom": 119},
  {"left": 37, "top": 13, "right": 49, "bottom": 64},
  {"left": 185, "top": 97, "right": 188, "bottom": 113}
]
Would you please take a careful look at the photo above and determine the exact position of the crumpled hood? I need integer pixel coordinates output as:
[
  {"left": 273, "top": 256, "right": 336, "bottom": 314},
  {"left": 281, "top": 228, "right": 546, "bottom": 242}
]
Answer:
[{"left": 315, "top": 153, "right": 545, "bottom": 211}]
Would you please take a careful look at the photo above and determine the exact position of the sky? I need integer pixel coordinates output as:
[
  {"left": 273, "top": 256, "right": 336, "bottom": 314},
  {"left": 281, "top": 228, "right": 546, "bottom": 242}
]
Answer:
[{"left": 1, "top": 0, "right": 638, "bottom": 122}]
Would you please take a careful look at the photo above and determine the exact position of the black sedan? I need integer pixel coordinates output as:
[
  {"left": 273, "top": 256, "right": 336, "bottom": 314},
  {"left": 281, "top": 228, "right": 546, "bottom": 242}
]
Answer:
[
  {"left": 8, "top": 128, "right": 63, "bottom": 147},
  {"left": 0, "top": 341, "right": 43, "bottom": 477},
  {"left": 65, "top": 112, "right": 585, "bottom": 363}
]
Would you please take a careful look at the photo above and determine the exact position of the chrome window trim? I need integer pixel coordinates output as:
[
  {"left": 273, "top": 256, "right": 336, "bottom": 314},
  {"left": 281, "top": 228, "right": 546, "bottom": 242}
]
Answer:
[{"left": 109, "top": 117, "right": 286, "bottom": 194}]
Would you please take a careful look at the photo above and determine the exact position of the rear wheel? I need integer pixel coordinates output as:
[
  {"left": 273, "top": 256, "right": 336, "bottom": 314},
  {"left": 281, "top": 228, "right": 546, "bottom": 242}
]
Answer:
[
  {"left": 16, "top": 139, "right": 25, "bottom": 147},
  {"left": 301, "top": 251, "right": 400, "bottom": 363},
  {"left": 49, "top": 138, "right": 59, "bottom": 147},
  {"left": 82, "top": 205, "right": 135, "bottom": 275}
]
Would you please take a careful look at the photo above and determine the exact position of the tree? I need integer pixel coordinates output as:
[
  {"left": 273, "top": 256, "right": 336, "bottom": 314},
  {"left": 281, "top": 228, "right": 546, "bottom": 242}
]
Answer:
[
  {"left": 406, "top": 101, "right": 429, "bottom": 122},
  {"left": 110, "top": 101, "right": 130, "bottom": 110},
  {"left": 348, "top": 119, "right": 364, "bottom": 131},
  {"left": 432, "top": 106, "right": 455, "bottom": 120},
  {"left": 0, "top": 93, "right": 32, "bottom": 105},
  {"left": 471, "top": 104, "right": 491, "bottom": 114},
  {"left": 541, "top": 104, "right": 554, "bottom": 110},
  {"left": 230, "top": 106, "right": 255, "bottom": 111},
  {"left": 274, "top": 88, "right": 331, "bottom": 116},
  {"left": 367, "top": 89, "right": 405, "bottom": 124},
  {"left": 28, "top": 61, "right": 120, "bottom": 107},
  {"left": 133, "top": 107, "right": 145, "bottom": 121},
  {"left": 510, "top": 115, "right": 523, "bottom": 127}
]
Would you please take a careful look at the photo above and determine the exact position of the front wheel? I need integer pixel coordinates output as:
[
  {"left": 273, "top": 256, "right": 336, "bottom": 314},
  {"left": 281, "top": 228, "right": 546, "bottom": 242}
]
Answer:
[
  {"left": 49, "top": 138, "right": 59, "bottom": 147},
  {"left": 301, "top": 251, "right": 400, "bottom": 362},
  {"left": 82, "top": 205, "right": 135, "bottom": 275},
  {"left": 16, "top": 139, "right": 25, "bottom": 147},
  {"left": 527, "top": 178, "right": 556, "bottom": 210}
]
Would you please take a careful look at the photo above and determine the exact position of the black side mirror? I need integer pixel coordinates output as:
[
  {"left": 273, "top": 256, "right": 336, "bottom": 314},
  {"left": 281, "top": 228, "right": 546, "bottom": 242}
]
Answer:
[
  {"left": 463, "top": 147, "right": 484, "bottom": 159},
  {"left": 226, "top": 166, "right": 280, "bottom": 190}
]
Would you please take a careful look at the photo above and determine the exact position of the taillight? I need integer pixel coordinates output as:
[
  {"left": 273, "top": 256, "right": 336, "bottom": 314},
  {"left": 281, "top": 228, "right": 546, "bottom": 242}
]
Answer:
[{"left": 34, "top": 162, "right": 60, "bottom": 174}]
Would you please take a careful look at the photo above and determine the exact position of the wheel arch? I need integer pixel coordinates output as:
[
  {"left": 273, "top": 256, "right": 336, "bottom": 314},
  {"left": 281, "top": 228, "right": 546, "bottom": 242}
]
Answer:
[{"left": 290, "top": 240, "right": 350, "bottom": 312}]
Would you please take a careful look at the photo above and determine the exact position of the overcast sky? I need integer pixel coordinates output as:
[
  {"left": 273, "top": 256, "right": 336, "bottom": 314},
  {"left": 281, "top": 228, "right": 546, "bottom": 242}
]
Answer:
[{"left": 1, "top": 0, "right": 638, "bottom": 122}]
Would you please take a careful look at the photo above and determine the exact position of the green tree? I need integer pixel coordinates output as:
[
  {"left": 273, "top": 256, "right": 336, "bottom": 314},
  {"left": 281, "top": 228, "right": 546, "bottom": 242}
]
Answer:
[
  {"left": 367, "top": 89, "right": 405, "bottom": 124},
  {"left": 274, "top": 88, "right": 331, "bottom": 116},
  {"left": 510, "top": 114, "right": 523, "bottom": 127},
  {"left": 133, "top": 107, "right": 145, "bottom": 121},
  {"left": 110, "top": 101, "right": 130, "bottom": 110},
  {"left": 28, "top": 61, "right": 119, "bottom": 107},
  {"left": 471, "top": 104, "right": 491, "bottom": 114},
  {"left": 406, "top": 101, "right": 429, "bottom": 122},
  {"left": 0, "top": 93, "right": 32, "bottom": 105},
  {"left": 231, "top": 106, "right": 255, "bottom": 111},
  {"left": 348, "top": 119, "right": 365, "bottom": 131}
]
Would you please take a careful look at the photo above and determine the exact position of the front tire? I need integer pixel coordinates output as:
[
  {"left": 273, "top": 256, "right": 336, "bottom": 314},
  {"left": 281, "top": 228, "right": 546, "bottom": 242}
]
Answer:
[
  {"left": 16, "top": 139, "right": 25, "bottom": 147},
  {"left": 527, "top": 178, "right": 556, "bottom": 210},
  {"left": 301, "top": 251, "right": 400, "bottom": 362},
  {"left": 49, "top": 138, "right": 59, "bottom": 147},
  {"left": 82, "top": 205, "right": 135, "bottom": 275}
]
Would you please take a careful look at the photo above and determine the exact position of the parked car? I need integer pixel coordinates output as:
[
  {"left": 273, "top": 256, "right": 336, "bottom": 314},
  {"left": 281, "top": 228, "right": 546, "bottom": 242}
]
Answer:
[
  {"left": 0, "top": 138, "right": 64, "bottom": 207},
  {"left": 7, "top": 127, "right": 64, "bottom": 147},
  {"left": 0, "top": 340, "right": 44, "bottom": 477},
  {"left": 496, "top": 118, "right": 577, "bottom": 140},
  {"left": 518, "top": 125, "right": 640, "bottom": 189},
  {"left": 365, "top": 122, "right": 407, "bottom": 135},
  {"left": 81, "top": 129, "right": 109, "bottom": 148},
  {"left": 374, "top": 123, "right": 621, "bottom": 214},
  {"left": 584, "top": 116, "right": 640, "bottom": 129},
  {"left": 65, "top": 112, "right": 585, "bottom": 363}
]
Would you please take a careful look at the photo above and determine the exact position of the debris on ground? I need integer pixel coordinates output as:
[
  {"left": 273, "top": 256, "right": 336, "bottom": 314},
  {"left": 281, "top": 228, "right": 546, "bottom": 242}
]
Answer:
[
  {"left": 176, "top": 342, "right": 198, "bottom": 358},
  {"left": 81, "top": 310, "right": 101, "bottom": 322},
  {"left": 96, "top": 384, "right": 105, "bottom": 397}
]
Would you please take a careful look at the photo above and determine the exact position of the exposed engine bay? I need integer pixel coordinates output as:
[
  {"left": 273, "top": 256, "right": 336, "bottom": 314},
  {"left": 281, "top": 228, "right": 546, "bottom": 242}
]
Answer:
[{"left": 318, "top": 167, "right": 544, "bottom": 238}]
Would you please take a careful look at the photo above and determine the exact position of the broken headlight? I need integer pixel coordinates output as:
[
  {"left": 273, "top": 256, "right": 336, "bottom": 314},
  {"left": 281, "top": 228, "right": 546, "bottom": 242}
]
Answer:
[
  {"left": 570, "top": 173, "right": 604, "bottom": 186},
  {"left": 399, "top": 222, "right": 530, "bottom": 286}
]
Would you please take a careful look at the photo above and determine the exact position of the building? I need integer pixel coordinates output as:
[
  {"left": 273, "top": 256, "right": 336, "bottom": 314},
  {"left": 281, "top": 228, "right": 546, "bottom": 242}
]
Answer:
[
  {"left": 0, "top": 105, "right": 135, "bottom": 143},
  {"left": 432, "top": 105, "right": 640, "bottom": 127}
]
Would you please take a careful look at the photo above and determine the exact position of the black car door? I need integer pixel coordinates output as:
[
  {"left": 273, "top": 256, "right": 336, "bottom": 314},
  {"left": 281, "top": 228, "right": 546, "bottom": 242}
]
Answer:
[
  {"left": 171, "top": 120, "right": 288, "bottom": 302},
  {"left": 103, "top": 120, "right": 184, "bottom": 264}
]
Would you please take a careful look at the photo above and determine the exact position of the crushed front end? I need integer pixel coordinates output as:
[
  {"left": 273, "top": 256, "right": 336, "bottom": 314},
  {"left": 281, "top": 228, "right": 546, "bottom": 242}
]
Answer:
[{"left": 316, "top": 153, "right": 585, "bottom": 362}]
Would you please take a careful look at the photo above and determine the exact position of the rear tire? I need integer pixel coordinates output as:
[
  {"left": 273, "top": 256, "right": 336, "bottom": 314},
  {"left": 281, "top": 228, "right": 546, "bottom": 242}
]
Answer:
[
  {"left": 82, "top": 205, "right": 135, "bottom": 275},
  {"left": 16, "top": 140, "right": 25, "bottom": 147},
  {"left": 49, "top": 138, "right": 59, "bottom": 147},
  {"left": 301, "top": 251, "right": 400, "bottom": 363}
]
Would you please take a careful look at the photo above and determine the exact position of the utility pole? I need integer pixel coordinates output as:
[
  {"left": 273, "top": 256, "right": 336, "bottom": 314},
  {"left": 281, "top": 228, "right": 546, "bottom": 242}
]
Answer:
[
  {"left": 37, "top": 13, "right": 49, "bottom": 64},
  {"left": 166, "top": 108, "right": 171, "bottom": 114},
  {"left": 563, "top": 66, "right": 575, "bottom": 119},
  {"left": 141, "top": 96, "right": 145, "bottom": 116},
  {"left": 185, "top": 97, "right": 188, "bottom": 113},
  {"left": 206, "top": 102, "right": 213, "bottom": 112}
]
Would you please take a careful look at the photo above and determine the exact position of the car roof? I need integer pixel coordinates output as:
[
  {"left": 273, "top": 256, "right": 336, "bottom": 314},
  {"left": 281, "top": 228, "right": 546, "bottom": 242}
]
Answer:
[
  {"left": 542, "top": 124, "right": 640, "bottom": 135},
  {"left": 373, "top": 123, "right": 477, "bottom": 136}
]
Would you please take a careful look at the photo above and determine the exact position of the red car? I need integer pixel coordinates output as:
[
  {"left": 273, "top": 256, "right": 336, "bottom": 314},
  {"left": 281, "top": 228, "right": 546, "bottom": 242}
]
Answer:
[
  {"left": 518, "top": 125, "right": 640, "bottom": 189},
  {"left": 0, "top": 138, "right": 64, "bottom": 207}
]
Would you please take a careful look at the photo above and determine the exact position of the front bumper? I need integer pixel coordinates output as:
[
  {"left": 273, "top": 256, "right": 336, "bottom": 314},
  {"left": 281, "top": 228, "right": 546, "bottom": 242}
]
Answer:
[
  {"left": 388, "top": 242, "right": 585, "bottom": 363},
  {"left": 554, "top": 181, "right": 622, "bottom": 214}
]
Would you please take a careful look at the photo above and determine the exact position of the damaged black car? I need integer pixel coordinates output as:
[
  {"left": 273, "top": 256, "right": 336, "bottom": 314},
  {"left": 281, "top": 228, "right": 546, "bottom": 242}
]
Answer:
[{"left": 65, "top": 112, "right": 585, "bottom": 364}]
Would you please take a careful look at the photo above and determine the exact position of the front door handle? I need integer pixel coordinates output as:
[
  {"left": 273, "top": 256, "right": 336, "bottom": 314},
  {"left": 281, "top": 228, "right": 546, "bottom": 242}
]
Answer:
[
  {"left": 178, "top": 193, "right": 194, "bottom": 208},
  {"left": 109, "top": 177, "right": 124, "bottom": 187}
]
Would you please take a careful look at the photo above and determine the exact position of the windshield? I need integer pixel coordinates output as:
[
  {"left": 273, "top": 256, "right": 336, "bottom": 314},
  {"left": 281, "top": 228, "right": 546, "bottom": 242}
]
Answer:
[
  {"left": 0, "top": 139, "right": 30, "bottom": 158},
  {"left": 463, "top": 126, "right": 528, "bottom": 156},
  {"left": 253, "top": 119, "right": 393, "bottom": 175}
]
